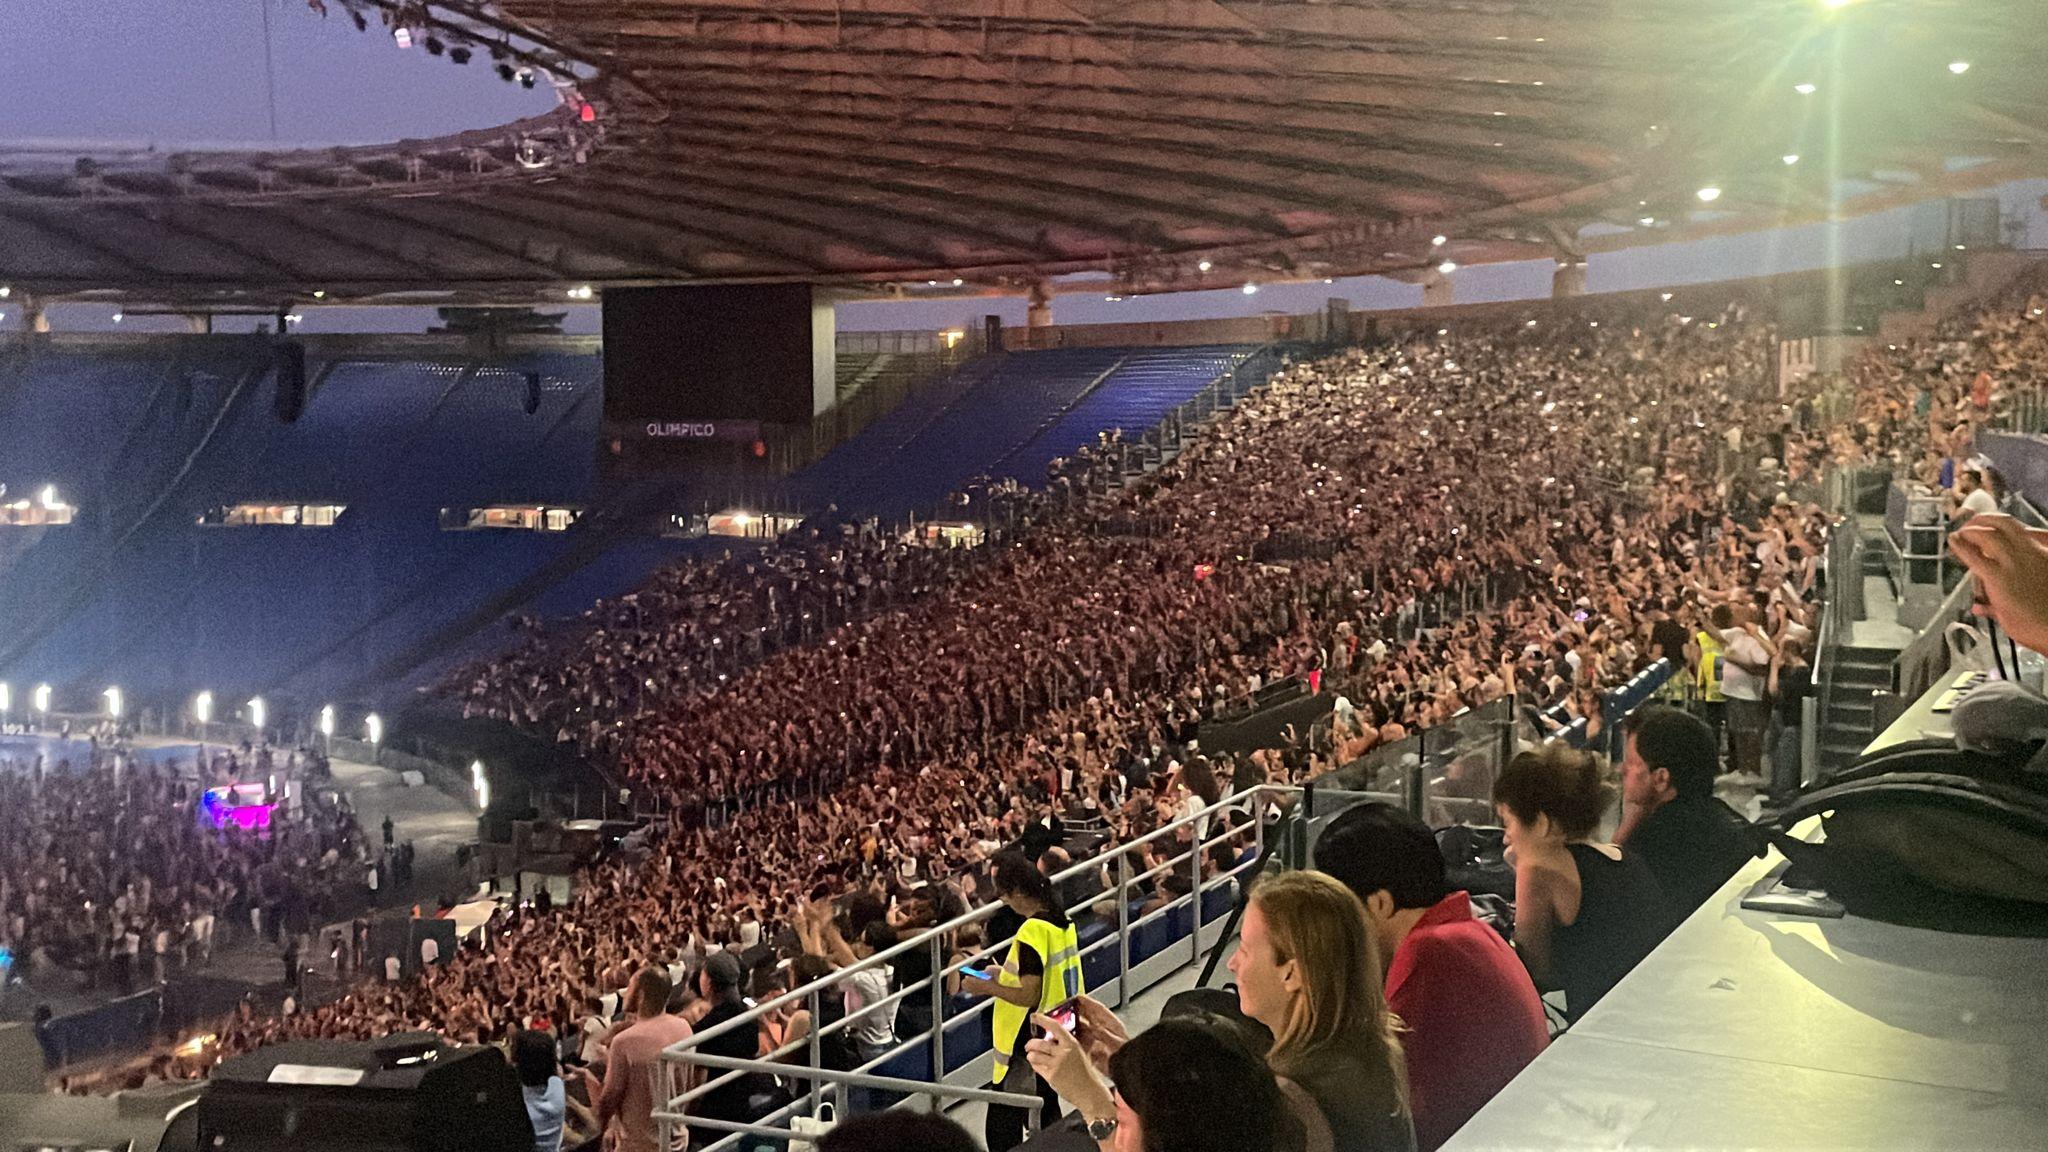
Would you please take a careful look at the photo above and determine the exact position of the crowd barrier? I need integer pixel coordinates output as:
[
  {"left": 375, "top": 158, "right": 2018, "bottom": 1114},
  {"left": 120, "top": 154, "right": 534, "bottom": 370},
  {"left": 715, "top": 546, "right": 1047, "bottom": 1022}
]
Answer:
[{"left": 656, "top": 786, "right": 1284, "bottom": 1151}]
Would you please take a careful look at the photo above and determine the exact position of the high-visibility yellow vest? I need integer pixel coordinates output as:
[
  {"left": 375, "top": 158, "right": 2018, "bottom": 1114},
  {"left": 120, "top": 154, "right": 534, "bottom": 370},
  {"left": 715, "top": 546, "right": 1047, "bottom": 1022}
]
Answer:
[
  {"left": 1694, "top": 630, "right": 1726, "bottom": 704},
  {"left": 990, "top": 916, "right": 1085, "bottom": 1083}
]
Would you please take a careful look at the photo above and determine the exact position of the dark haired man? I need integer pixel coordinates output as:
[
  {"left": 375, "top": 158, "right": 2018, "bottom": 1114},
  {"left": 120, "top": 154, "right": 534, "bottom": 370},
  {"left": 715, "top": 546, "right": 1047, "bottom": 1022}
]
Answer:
[
  {"left": 1615, "top": 706, "right": 1757, "bottom": 934},
  {"left": 1314, "top": 802, "right": 1548, "bottom": 1151},
  {"left": 691, "top": 951, "right": 760, "bottom": 1134}
]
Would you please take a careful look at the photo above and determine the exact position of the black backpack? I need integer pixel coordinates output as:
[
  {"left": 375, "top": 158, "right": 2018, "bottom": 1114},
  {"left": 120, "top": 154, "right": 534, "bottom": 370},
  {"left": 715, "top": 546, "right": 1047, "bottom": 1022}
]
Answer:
[{"left": 1763, "top": 738, "right": 2048, "bottom": 936}]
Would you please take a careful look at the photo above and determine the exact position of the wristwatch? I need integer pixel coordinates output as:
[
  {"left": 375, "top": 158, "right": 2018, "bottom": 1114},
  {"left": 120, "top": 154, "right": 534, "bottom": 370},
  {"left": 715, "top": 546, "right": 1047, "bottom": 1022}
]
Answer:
[{"left": 1085, "top": 1114, "right": 1120, "bottom": 1141}]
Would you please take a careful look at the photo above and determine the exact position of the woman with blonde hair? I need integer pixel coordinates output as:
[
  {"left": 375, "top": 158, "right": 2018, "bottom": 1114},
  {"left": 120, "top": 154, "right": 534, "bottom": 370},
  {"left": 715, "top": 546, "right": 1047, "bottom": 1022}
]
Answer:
[{"left": 1230, "top": 870, "right": 1416, "bottom": 1151}]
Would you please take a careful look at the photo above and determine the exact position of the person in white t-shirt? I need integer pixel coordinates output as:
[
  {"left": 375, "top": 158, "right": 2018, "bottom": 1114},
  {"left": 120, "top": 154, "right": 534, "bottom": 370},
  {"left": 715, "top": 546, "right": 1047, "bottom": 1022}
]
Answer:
[
  {"left": 1714, "top": 603, "right": 1773, "bottom": 779},
  {"left": 1951, "top": 468, "right": 1999, "bottom": 524}
]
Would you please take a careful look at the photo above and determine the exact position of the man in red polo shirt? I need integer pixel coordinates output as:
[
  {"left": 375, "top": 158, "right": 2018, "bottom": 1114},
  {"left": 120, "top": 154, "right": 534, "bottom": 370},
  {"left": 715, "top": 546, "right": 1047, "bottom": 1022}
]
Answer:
[{"left": 1316, "top": 802, "right": 1550, "bottom": 1151}]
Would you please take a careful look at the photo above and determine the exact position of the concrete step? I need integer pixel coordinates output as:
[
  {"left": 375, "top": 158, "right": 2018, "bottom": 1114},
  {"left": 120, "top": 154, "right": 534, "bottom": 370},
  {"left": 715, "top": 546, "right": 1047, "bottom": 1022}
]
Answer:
[{"left": 1830, "top": 670, "right": 1894, "bottom": 692}]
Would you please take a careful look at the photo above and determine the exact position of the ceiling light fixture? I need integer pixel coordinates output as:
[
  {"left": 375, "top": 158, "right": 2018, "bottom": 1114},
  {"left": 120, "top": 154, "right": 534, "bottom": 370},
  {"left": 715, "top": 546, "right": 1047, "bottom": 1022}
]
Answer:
[{"left": 1696, "top": 186, "right": 1722, "bottom": 202}]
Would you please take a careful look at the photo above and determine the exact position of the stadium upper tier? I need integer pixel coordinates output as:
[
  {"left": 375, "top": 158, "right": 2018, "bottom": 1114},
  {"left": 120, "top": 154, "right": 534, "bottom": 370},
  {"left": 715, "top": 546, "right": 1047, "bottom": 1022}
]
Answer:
[
  {"left": 0, "top": 0, "right": 2042, "bottom": 302},
  {"left": 0, "top": 338, "right": 1263, "bottom": 705}
]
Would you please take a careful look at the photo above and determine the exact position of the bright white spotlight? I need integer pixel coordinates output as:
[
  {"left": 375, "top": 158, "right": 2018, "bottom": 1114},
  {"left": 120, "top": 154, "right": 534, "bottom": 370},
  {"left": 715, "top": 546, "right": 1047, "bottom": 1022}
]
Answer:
[
  {"left": 1639, "top": 217, "right": 1656, "bottom": 226},
  {"left": 1431, "top": 235, "right": 1447, "bottom": 247},
  {"left": 951, "top": 278, "right": 964, "bottom": 287},
  {"left": 1948, "top": 61, "right": 1970, "bottom": 75},
  {"left": 1197, "top": 259, "right": 1213, "bottom": 272},
  {"left": 319, "top": 705, "right": 335, "bottom": 738},
  {"left": 1437, "top": 261, "right": 1458, "bottom": 274},
  {"left": 248, "top": 696, "right": 266, "bottom": 731},
  {"left": 40, "top": 485, "right": 58, "bottom": 510},
  {"left": 365, "top": 713, "right": 383, "bottom": 744},
  {"left": 195, "top": 690, "right": 213, "bottom": 724},
  {"left": 1696, "top": 187, "right": 1722, "bottom": 203},
  {"left": 1794, "top": 83, "right": 1818, "bottom": 95},
  {"left": 1661, "top": 292, "right": 1674, "bottom": 302},
  {"left": 103, "top": 687, "right": 122, "bottom": 719},
  {"left": 33, "top": 684, "right": 51, "bottom": 714},
  {"left": 1241, "top": 283, "right": 1258, "bottom": 295},
  {"left": 0, "top": 683, "right": 10, "bottom": 712},
  {"left": 1782, "top": 154, "right": 1801, "bottom": 165}
]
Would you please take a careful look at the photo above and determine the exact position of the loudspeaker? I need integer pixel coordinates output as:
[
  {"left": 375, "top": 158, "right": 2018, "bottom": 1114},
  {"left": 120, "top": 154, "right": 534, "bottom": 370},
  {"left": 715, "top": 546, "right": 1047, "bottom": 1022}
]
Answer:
[
  {"left": 522, "top": 371, "right": 542, "bottom": 415},
  {"left": 273, "top": 341, "right": 307, "bottom": 424},
  {"left": 198, "top": 1034, "right": 532, "bottom": 1152}
]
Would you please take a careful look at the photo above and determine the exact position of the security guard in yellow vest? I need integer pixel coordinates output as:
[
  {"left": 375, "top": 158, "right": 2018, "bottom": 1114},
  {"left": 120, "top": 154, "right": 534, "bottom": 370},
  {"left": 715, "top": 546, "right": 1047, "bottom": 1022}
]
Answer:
[
  {"left": 1693, "top": 623, "right": 1727, "bottom": 760},
  {"left": 960, "top": 852, "right": 1085, "bottom": 1152}
]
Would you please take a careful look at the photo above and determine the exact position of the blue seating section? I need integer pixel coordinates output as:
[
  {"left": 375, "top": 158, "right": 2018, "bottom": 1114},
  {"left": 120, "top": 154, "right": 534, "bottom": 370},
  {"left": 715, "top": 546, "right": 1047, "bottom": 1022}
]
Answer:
[
  {"left": 796, "top": 346, "right": 1252, "bottom": 522},
  {"left": 1, "top": 339, "right": 1273, "bottom": 707},
  {"left": 994, "top": 345, "right": 1254, "bottom": 483},
  {"left": 0, "top": 344, "right": 601, "bottom": 704}
]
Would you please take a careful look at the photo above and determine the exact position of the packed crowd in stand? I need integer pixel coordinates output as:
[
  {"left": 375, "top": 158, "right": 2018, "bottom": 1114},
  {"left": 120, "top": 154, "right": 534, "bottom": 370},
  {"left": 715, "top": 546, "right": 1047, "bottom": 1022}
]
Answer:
[
  {"left": 0, "top": 738, "right": 364, "bottom": 997},
  {"left": 25, "top": 273, "right": 2048, "bottom": 1151},
  {"left": 215, "top": 303, "right": 1806, "bottom": 1122},
  {"left": 1838, "top": 272, "right": 2048, "bottom": 476}
]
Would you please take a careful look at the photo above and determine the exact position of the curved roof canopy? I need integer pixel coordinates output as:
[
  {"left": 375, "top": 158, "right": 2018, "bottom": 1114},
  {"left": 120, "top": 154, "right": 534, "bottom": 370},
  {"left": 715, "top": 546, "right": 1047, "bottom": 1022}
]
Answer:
[{"left": 1, "top": 0, "right": 2042, "bottom": 305}]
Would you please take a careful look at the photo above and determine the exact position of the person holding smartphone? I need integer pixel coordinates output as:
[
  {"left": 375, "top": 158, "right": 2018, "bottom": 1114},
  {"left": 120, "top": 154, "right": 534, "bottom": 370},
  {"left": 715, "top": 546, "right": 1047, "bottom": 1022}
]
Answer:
[{"left": 957, "top": 852, "right": 1084, "bottom": 1151}]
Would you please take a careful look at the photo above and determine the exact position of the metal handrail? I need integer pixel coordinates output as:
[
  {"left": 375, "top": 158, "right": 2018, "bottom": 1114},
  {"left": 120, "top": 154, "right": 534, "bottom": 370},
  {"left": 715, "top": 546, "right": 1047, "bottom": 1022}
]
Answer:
[
  {"left": 655, "top": 784, "right": 1286, "bottom": 1150},
  {"left": 654, "top": 1055, "right": 1044, "bottom": 1142}
]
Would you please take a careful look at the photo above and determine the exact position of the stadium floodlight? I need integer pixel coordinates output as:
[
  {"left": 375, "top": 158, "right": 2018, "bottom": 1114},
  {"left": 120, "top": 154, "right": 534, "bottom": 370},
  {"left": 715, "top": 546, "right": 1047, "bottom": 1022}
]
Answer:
[
  {"left": 0, "top": 682, "right": 9, "bottom": 713},
  {"left": 195, "top": 690, "right": 213, "bottom": 725},
  {"left": 1696, "top": 186, "right": 1722, "bottom": 202},
  {"left": 319, "top": 704, "right": 335, "bottom": 738},
  {"left": 104, "top": 687, "right": 122, "bottom": 720},
  {"left": 33, "top": 683, "right": 50, "bottom": 715},
  {"left": 248, "top": 696, "right": 266, "bottom": 731},
  {"left": 365, "top": 713, "right": 383, "bottom": 744}
]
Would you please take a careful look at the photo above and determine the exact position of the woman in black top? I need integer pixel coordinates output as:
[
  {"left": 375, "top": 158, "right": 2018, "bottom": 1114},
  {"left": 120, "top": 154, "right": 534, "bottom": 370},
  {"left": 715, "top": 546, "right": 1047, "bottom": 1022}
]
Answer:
[
  {"left": 1494, "top": 745, "right": 1665, "bottom": 1023},
  {"left": 1769, "top": 636, "right": 1812, "bottom": 803}
]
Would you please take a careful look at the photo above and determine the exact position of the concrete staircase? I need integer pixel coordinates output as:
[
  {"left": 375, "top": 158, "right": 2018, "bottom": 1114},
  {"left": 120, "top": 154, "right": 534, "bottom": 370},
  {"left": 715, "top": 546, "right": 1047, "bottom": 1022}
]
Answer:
[
  {"left": 1816, "top": 644, "right": 1896, "bottom": 776},
  {"left": 1813, "top": 521, "right": 1916, "bottom": 776}
]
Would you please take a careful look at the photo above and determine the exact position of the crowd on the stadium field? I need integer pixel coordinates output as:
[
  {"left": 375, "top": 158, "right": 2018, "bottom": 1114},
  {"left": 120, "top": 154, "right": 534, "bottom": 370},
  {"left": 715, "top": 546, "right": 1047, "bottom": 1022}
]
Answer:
[
  {"left": 30, "top": 272, "right": 2048, "bottom": 1151},
  {"left": 0, "top": 741, "right": 366, "bottom": 996}
]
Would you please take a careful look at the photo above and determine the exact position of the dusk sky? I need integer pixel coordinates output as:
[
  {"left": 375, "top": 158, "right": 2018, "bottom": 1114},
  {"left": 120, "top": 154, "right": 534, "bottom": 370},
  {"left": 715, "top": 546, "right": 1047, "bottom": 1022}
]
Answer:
[{"left": 3, "top": 3, "right": 2043, "bottom": 335}]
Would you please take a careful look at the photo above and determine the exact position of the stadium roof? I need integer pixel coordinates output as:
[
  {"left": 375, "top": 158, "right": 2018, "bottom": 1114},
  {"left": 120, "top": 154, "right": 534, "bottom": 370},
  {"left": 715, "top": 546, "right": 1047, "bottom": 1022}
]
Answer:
[{"left": 1, "top": 0, "right": 2043, "bottom": 307}]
